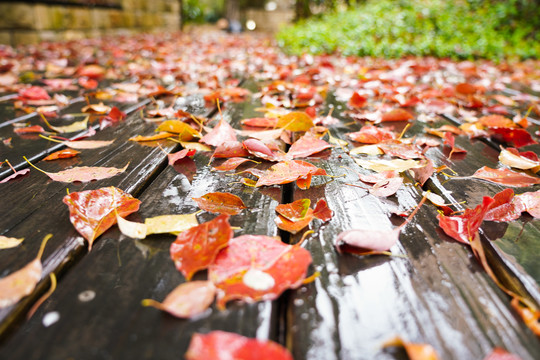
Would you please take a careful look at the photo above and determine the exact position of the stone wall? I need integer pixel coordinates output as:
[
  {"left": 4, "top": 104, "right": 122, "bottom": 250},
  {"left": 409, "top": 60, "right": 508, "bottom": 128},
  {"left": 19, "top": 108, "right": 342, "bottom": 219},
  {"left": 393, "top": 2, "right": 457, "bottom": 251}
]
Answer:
[{"left": 0, "top": 0, "right": 181, "bottom": 46}]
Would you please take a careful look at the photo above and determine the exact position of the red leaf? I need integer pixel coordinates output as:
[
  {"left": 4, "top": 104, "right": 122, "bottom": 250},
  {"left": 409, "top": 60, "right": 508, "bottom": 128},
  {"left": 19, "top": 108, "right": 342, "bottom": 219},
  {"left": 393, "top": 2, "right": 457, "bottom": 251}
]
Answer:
[
  {"left": 515, "top": 190, "right": 540, "bottom": 218},
  {"left": 78, "top": 77, "right": 98, "bottom": 90},
  {"left": 213, "top": 157, "right": 255, "bottom": 171},
  {"left": 0, "top": 168, "right": 30, "bottom": 183},
  {"left": 490, "top": 127, "right": 537, "bottom": 148},
  {"left": 243, "top": 138, "right": 278, "bottom": 161},
  {"left": 347, "top": 125, "right": 395, "bottom": 144},
  {"left": 212, "top": 141, "right": 250, "bottom": 158},
  {"left": 209, "top": 235, "right": 312, "bottom": 309},
  {"left": 471, "top": 166, "right": 540, "bottom": 187},
  {"left": 201, "top": 120, "right": 237, "bottom": 147},
  {"left": 168, "top": 149, "right": 196, "bottom": 165},
  {"left": 142, "top": 281, "right": 215, "bottom": 319},
  {"left": 192, "top": 192, "right": 246, "bottom": 215},
  {"left": 287, "top": 134, "right": 333, "bottom": 159},
  {"left": 170, "top": 214, "right": 232, "bottom": 280},
  {"left": 241, "top": 117, "right": 278, "bottom": 128},
  {"left": 186, "top": 331, "right": 293, "bottom": 360},
  {"left": 100, "top": 106, "right": 127, "bottom": 129},
  {"left": 484, "top": 189, "right": 521, "bottom": 222},
  {"left": 455, "top": 82, "right": 478, "bottom": 95},
  {"left": 43, "top": 149, "right": 80, "bottom": 161},
  {"left": 14, "top": 125, "right": 46, "bottom": 134},
  {"left": 483, "top": 347, "right": 522, "bottom": 360},
  {"left": 443, "top": 132, "right": 467, "bottom": 159},
  {"left": 63, "top": 187, "right": 141, "bottom": 250},
  {"left": 437, "top": 196, "right": 494, "bottom": 244},
  {"left": 313, "top": 198, "right": 332, "bottom": 222},
  {"left": 411, "top": 159, "right": 435, "bottom": 186},
  {"left": 255, "top": 160, "right": 327, "bottom": 187},
  {"left": 380, "top": 108, "right": 414, "bottom": 122},
  {"left": 18, "top": 86, "right": 50, "bottom": 101},
  {"left": 348, "top": 92, "right": 367, "bottom": 108}
]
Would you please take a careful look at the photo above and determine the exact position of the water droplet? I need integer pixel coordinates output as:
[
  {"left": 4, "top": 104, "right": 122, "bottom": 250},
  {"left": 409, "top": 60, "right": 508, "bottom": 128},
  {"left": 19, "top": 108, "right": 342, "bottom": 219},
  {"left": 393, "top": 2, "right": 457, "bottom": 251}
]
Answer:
[
  {"left": 42, "top": 311, "right": 59, "bottom": 327},
  {"left": 78, "top": 290, "right": 96, "bottom": 302}
]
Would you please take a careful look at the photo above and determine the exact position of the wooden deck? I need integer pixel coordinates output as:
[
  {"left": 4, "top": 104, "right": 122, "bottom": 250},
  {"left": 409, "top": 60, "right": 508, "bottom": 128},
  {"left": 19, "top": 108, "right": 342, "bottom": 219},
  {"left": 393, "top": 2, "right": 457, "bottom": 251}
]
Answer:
[{"left": 0, "top": 36, "right": 539, "bottom": 360}]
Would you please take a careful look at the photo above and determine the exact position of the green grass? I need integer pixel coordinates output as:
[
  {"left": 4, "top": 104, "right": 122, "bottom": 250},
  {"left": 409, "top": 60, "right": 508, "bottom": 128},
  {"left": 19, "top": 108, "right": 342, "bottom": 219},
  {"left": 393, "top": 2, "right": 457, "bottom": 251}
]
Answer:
[{"left": 276, "top": 0, "right": 540, "bottom": 60}]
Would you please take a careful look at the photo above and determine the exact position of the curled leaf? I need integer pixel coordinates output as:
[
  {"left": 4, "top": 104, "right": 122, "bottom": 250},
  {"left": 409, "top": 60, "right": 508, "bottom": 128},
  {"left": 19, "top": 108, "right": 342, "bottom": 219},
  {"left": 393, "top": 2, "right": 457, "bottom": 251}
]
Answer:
[
  {"left": 275, "top": 209, "right": 314, "bottom": 234},
  {"left": 144, "top": 213, "right": 199, "bottom": 235},
  {"left": 0, "top": 236, "right": 24, "bottom": 249},
  {"left": 275, "top": 199, "right": 311, "bottom": 221},
  {"left": 313, "top": 199, "right": 333, "bottom": 222},
  {"left": 499, "top": 148, "right": 540, "bottom": 170},
  {"left": 155, "top": 120, "right": 200, "bottom": 141},
  {"left": 168, "top": 149, "right": 196, "bottom": 165},
  {"left": 142, "top": 281, "right": 215, "bottom": 318},
  {"left": 471, "top": 166, "right": 540, "bottom": 187},
  {"left": 43, "top": 149, "right": 80, "bottom": 161}
]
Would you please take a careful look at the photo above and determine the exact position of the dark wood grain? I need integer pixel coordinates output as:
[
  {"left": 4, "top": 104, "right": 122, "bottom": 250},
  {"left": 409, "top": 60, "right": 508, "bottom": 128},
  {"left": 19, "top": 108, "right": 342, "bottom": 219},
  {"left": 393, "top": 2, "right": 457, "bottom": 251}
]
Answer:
[
  {"left": 286, "top": 93, "right": 540, "bottom": 360},
  {"left": 0, "top": 83, "right": 283, "bottom": 359}
]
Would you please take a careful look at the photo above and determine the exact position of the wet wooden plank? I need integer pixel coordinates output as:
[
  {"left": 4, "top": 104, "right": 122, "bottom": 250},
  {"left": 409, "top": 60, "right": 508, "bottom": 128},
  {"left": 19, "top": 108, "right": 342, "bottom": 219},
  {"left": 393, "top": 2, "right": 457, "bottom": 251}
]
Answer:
[
  {"left": 0, "top": 95, "right": 211, "bottom": 336},
  {"left": 287, "top": 93, "right": 540, "bottom": 360},
  {"left": 0, "top": 83, "right": 283, "bottom": 359}
]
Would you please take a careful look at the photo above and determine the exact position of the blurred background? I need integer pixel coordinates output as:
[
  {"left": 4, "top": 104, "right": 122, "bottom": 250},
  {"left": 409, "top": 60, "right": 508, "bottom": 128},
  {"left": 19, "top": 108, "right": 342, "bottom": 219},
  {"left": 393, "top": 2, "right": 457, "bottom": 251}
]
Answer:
[{"left": 0, "top": 0, "right": 538, "bottom": 59}]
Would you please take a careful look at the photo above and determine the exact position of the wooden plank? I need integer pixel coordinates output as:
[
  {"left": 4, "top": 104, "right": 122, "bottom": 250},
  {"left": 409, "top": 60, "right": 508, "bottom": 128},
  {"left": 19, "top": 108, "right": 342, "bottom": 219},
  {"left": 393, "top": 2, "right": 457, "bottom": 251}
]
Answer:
[
  {"left": 0, "top": 94, "right": 211, "bottom": 337},
  {"left": 0, "top": 83, "right": 282, "bottom": 359},
  {"left": 286, "top": 93, "right": 540, "bottom": 360}
]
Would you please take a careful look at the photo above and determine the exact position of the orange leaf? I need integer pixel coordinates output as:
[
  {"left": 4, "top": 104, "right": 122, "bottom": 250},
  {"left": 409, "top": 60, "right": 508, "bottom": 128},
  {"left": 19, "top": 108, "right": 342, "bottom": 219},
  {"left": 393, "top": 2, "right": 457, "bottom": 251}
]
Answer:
[
  {"left": 43, "top": 149, "right": 80, "bottom": 161},
  {"left": 192, "top": 192, "right": 246, "bottom": 215}
]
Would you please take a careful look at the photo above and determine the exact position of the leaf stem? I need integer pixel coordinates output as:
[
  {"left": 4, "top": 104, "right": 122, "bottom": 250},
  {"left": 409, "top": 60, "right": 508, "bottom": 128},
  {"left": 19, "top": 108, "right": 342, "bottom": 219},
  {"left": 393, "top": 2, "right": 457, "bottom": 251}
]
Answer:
[
  {"left": 23, "top": 156, "right": 49, "bottom": 175},
  {"left": 27, "top": 273, "right": 57, "bottom": 319},
  {"left": 37, "top": 234, "right": 53, "bottom": 260}
]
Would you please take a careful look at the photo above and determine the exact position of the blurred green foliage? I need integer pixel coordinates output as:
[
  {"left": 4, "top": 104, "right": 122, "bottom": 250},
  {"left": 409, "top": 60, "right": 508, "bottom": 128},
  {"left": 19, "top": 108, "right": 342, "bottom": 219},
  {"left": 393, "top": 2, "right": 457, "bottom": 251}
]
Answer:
[
  {"left": 183, "top": 0, "right": 225, "bottom": 23},
  {"left": 277, "top": 0, "right": 540, "bottom": 60}
]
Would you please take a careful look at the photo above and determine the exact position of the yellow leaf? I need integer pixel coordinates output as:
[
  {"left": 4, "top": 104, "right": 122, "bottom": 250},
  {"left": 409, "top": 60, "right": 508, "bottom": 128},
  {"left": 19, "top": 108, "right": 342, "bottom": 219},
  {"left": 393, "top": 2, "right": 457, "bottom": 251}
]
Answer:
[
  {"left": 155, "top": 120, "right": 201, "bottom": 141},
  {"left": 276, "top": 112, "right": 314, "bottom": 132},
  {"left": 180, "top": 141, "right": 212, "bottom": 151},
  {"left": 350, "top": 145, "right": 383, "bottom": 156},
  {"left": 116, "top": 215, "right": 147, "bottom": 239},
  {"left": 0, "top": 236, "right": 24, "bottom": 250},
  {"left": 145, "top": 213, "right": 199, "bottom": 236}
]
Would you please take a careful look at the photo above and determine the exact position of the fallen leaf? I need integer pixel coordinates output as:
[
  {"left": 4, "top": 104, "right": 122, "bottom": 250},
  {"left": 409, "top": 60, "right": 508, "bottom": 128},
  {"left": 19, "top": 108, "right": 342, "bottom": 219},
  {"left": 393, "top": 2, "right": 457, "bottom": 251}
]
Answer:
[
  {"left": 43, "top": 116, "right": 88, "bottom": 134},
  {"left": 443, "top": 132, "right": 467, "bottom": 159},
  {"left": 515, "top": 190, "right": 540, "bottom": 218},
  {"left": 185, "top": 331, "right": 293, "bottom": 360},
  {"left": 142, "top": 281, "right": 215, "bottom": 318},
  {"left": 170, "top": 214, "right": 232, "bottom": 280},
  {"left": 209, "top": 235, "right": 312, "bottom": 309},
  {"left": 348, "top": 92, "right": 367, "bottom": 108},
  {"left": 168, "top": 149, "right": 196, "bottom": 165},
  {"left": 471, "top": 166, "right": 540, "bottom": 187},
  {"left": 0, "top": 234, "right": 50, "bottom": 308},
  {"left": 276, "top": 111, "right": 314, "bottom": 131},
  {"left": 483, "top": 347, "right": 523, "bottom": 360},
  {"left": 26, "top": 158, "right": 128, "bottom": 183},
  {"left": 241, "top": 117, "right": 278, "bottom": 128},
  {"left": 213, "top": 157, "right": 258, "bottom": 171},
  {"left": 369, "top": 176, "right": 404, "bottom": 197},
  {"left": 287, "top": 134, "right": 333, "bottom": 158},
  {"left": 129, "top": 133, "right": 175, "bottom": 142},
  {"left": 380, "top": 108, "right": 414, "bottom": 122},
  {"left": 348, "top": 125, "right": 395, "bottom": 144},
  {"left": 63, "top": 187, "right": 140, "bottom": 250},
  {"left": 145, "top": 213, "right": 199, "bottom": 235},
  {"left": 0, "top": 236, "right": 24, "bottom": 249},
  {"left": 43, "top": 149, "right": 80, "bottom": 161},
  {"left": 313, "top": 199, "right": 333, "bottom": 221},
  {"left": 354, "top": 158, "right": 421, "bottom": 173},
  {"left": 116, "top": 214, "right": 147, "bottom": 239},
  {"left": 484, "top": 189, "right": 521, "bottom": 222},
  {"left": 255, "top": 160, "right": 327, "bottom": 187},
  {"left": 490, "top": 127, "right": 537, "bottom": 148},
  {"left": 180, "top": 141, "right": 212, "bottom": 151},
  {"left": 201, "top": 120, "right": 237, "bottom": 146},
  {"left": 18, "top": 86, "right": 50, "bottom": 101},
  {"left": 155, "top": 120, "right": 200, "bottom": 141},
  {"left": 14, "top": 125, "right": 46, "bottom": 134},
  {"left": 275, "top": 209, "right": 314, "bottom": 234},
  {"left": 243, "top": 138, "right": 278, "bottom": 161},
  {"left": 193, "top": 192, "right": 247, "bottom": 215},
  {"left": 437, "top": 196, "right": 494, "bottom": 244},
  {"left": 350, "top": 145, "right": 384, "bottom": 156},
  {"left": 212, "top": 141, "right": 250, "bottom": 158},
  {"left": 0, "top": 168, "right": 30, "bottom": 183},
  {"left": 377, "top": 142, "right": 423, "bottom": 159},
  {"left": 499, "top": 148, "right": 540, "bottom": 170},
  {"left": 81, "top": 102, "right": 111, "bottom": 114},
  {"left": 275, "top": 199, "right": 311, "bottom": 221}
]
